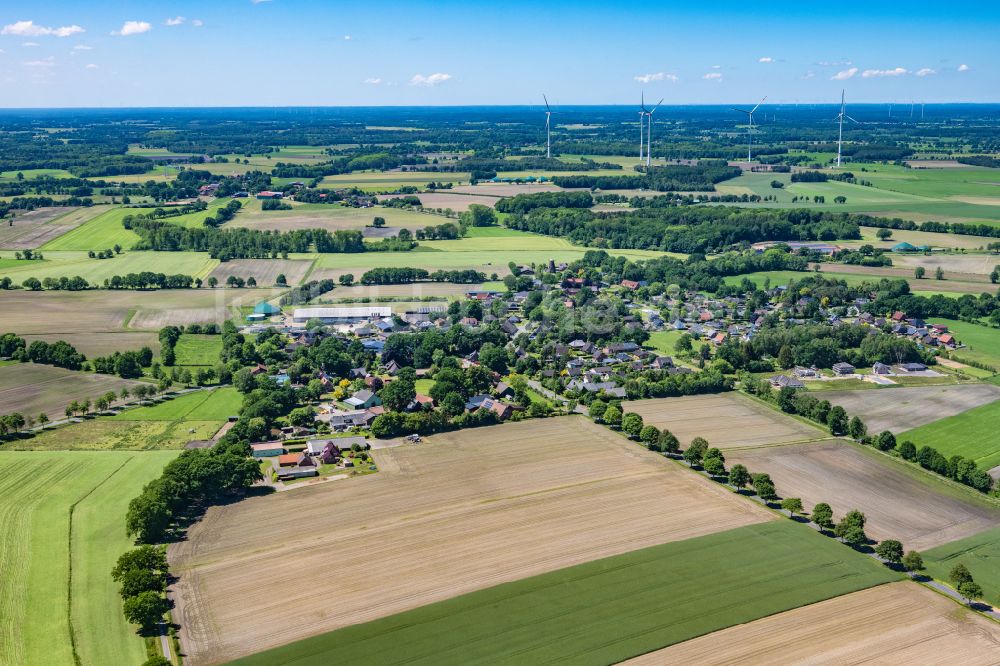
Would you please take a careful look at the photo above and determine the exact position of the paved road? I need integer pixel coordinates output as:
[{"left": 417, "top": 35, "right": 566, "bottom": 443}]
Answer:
[
  {"left": 158, "top": 623, "right": 172, "bottom": 662},
  {"left": 525, "top": 379, "right": 587, "bottom": 413}
]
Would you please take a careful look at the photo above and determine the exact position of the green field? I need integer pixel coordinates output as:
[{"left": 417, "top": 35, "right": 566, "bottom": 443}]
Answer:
[
  {"left": 320, "top": 171, "right": 471, "bottom": 193},
  {"left": 932, "top": 319, "right": 1000, "bottom": 369},
  {"left": 111, "top": 387, "right": 241, "bottom": 422},
  {"left": 0, "top": 450, "right": 177, "bottom": 666},
  {"left": 0, "top": 250, "right": 218, "bottom": 284},
  {"left": 174, "top": 334, "right": 223, "bottom": 366},
  {"left": 646, "top": 330, "right": 685, "bottom": 354},
  {"left": 232, "top": 521, "right": 898, "bottom": 666},
  {"left": 923, "top": 525, "right": 1000, "bottom": 604},
  {"left": 14, "top": 418, "right": 222, "bottom": 451},
  {"left": 899, "top": 399, "right": 1000, "bottom": 470},
  {"left": 0, "top": 168, "right": 74, "bottom": 181}
]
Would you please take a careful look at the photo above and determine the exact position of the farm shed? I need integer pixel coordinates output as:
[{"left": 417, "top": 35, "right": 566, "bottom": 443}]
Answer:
[
  {"left": 251, "top": 442, "right": 284, "bottom": 458},
  {"left": 275, "top": 467, "right": 318, "bottom": 480},
  {"left": 254, "top": 302, "right": 282, "bottom": 316}
]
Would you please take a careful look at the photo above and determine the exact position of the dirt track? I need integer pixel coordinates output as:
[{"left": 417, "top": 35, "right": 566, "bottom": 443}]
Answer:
[
  {"left": 169, "top": 417, "right": 772, "bottom": 665},
  {"left": 728, "top": 440, "right": 1000, "bottom": 551},
  {"left": 626, "top": 582, "right": 1000, "bottom": 665}
]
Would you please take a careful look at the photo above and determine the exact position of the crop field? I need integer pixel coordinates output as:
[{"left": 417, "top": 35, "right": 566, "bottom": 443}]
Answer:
[
  {"left": 207, "top": 258, "right": 314, "bottom": 287},
  {"left": 452, "top": 182, "right": 563, "bottom": 196},
  {"left": 384, "top": 192, "right": 501, "bottom": 211},
  {"left": 622, "top": 393, "right": 824, "bottom": 449},
  {"left": 0, "top": 363, "right": 144, "bottom": 420},
  {"left": 174, "top": 334, "right": 223, "bottom": 367},
  {"left": 931, "top": 319, "right": 1000, "bottom": 368},
  {"left": 814, "top": 263, "right": 991, "bottom": 293},
  {"left": 628, "top": 582, "right": 1000, "bottom": 665},
  {"left": 899, "top": 400, "right": 1000, "bottom": 471},
  {"left": 0, "top": 206, "right": 106, "bottom": 250},
  {"left": 230, "top": 521, "right": 897, "bottom": 666},
  {"left": 819, "top": 383, "right": 1000, "bottom": 433},
  {"left": 727, "top": 440, "right": 1000, "bottom": 551},
  {"left": 227, "top": 200, "right": 440, "bottom": 232},
  {"left": 110, "top": 387, "right": 241, "bottom": 422},
  {"left": 924, "top": 525, "right": 1000, "bottom": 603},
  {"left": 890, "top": 252, "right": 1000, "bottom": 279},
  {"left": 170, "top": 417, "right": 774, "bottom": 664},
  {"left": 328, "top": 282, "right": 481, "bottom": 300},
  {"left": 0, "top": 250, "right": 218, "bottom": 285},
  {"left": 0, "top": 451, "right": 177, "bottom": 666},
  {"left": 852, "top": 227, "right": 998, "bottom": 250},
  {"left": 126, "top": 288, "right": 285, "bottom": 330},
  {"left": 861, "top": 163, "right": 1000, "bottom": 200},
  {"left": 11, "top": 418, "right": 221, "bottom": 451},
  {"left": 320, "top": 171, "right": 470, "bottom": 192}
]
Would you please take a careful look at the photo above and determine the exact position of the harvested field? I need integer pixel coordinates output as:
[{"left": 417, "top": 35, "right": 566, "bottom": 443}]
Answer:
[
  {"left": 12, "top": 418, "right": 222, "bottom": 451},
  {"left": 627, "top": 582, "right": 1000, "bottom": 666},
  {"left": 326, "top": 281, "right": 482, "bottom": 300},
  {"left": 206, "top": 259, "right": 313, "bottom": 288},
  {"left": 0, "top": 206, "right": 102, "bottom": 249},
  {"left": 226, "top": 202, "right": 437, "bottom": 232},
  {"left": 817, "top": 262, "right": 992, "bottom": 290},
  {"left": 0, "top": 363, "right": 144, "bottom": 419},
  {"left": 727, "top": 440, "right": 1000, "bottom": 550},
  {"left": 622, "top": 393, "right": 823, "bottom": 449},
  {"left": 379, "top": 192, "right": 501, "bottom": 211},
  {"left": 452, "top": 182, "right": 564, "bottom": 196},
  {"left": 170, "top": 417, "right": 773, "bottom": 664},
  {"left": 21, "top": 332, "right": 160, "bottom": 358},
  {"left": 820, "top": 383, "right": 1000, "bottom": 433},
  {"left": 891, "top": 252, "right": 1000, "bottom": 278}
]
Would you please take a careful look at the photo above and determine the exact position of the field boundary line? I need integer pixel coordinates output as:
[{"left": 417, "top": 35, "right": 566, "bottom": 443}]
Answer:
[{"left": 66, "top": 454, "right": 135, "bottom": 666}]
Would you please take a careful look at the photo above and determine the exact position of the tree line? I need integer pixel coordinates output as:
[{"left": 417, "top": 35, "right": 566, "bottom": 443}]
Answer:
[
  {"left": 0, "top": 333, "right": 85, "bottom": 370},
  {"left": 360, "top": 267, "right": 487, "bottom": 285},
  {"left": 551, "top": 163, "right": 741, "bottom": 192}
]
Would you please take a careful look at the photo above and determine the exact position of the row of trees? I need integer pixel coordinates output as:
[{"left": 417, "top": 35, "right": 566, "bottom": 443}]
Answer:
[
  {"left": 0, "top": 334, "right": 86, "bottom": 370},
  {"left": 359, "top": 267, "right": 487, "bottom": 285},
  {"left": 551, "top": 163, "right": 741, "bottom": 192},
  {"left": 92, "top": 348, "right": 153, "bottom": 378}
]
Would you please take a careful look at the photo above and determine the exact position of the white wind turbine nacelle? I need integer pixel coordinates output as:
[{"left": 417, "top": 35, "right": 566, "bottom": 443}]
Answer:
[{"left": 731, "top": 95, "right": 766, "bottom": 162}]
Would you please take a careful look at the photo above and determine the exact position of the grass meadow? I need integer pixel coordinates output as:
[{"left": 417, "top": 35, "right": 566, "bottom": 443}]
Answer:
[
  {"left": 923, "top": 525, "right": 1000, "bottom": 604},
  {"left": 110, "top": 387, "right": 241, "bottom": 422},
  {"left": 931, "top": 319, "right": 1000, "bottom": 369},
  {"left": 0, "top": 451, "right": 177, "bottom": 666},
  {"left": 174, "top": 334, "right": 223, "bottom": 367},
  {"left": 0, "top": 250, "right": 218, "bottom": 284},
  {"left": 231, "top": 521, "right": 897, "bottom": 666},
  {"left": 898, "top": 399, "right": 1000, "bottom": 471}
]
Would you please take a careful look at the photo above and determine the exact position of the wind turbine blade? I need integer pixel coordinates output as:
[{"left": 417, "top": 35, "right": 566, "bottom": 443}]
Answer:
[
  {"left": 730, "top": 107, "right": 749, "bottom": 114},
  {"left": 651, "top": 98, "right": 664, "bottom": 113},
  {"left": 750, "top": 95, "right": 767, "bottom": 114},
  {"left": 543, "top": 94, "right": 550, "bottom": 111},
  {"left": 846, "top": 115, "right": 860, "bottom": 124}
]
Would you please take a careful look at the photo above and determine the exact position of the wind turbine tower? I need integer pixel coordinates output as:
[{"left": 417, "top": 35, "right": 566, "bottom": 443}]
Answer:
[
  {"left": 638, "top": 93, "right": 647, "bottom": 162},
  {"left": 543, "top": 94, "right": 552, "bottom": 159},
  {"left": 646, "top": 98, "right": 663, "bottom": 168},
  {"left": 835, "top": 90, "right": 859, "bottom": 168},
  {"left": 731, "top": 96, "right": 767, "bottom": 162}
]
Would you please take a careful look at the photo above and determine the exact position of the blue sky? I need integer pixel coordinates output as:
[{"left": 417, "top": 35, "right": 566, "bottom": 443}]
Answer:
[{"left": 0, "top": 1, "right": 996, "bottom": 107}]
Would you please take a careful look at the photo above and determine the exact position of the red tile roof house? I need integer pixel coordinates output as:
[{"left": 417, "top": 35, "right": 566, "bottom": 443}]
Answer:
[
  {"left": 620, "top": 279, "right": 641, "bottom": 290},
  {"left": 937, "top": 333, "right": 955, "bottom": 347},
  {"left": 277, "top": 453, "right": 300, "bottom": 467}
]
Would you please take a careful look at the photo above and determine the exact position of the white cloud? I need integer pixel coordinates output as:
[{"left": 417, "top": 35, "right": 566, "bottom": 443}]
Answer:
[
  {"left": 192, "top": 19, "right": 204, "bottom": 27},
  {"left": 2, "top": 20, "right": 84, "bottom": 38},
  {"left": 831, "top": 67, "right": 858, "bottom": 80},
  {"left": 364, "top": 77, "right": 382, "bottom": 85},
  {"left": 165, "top": 17, "right": 185, "bottom": 27},
  {"left": 251, "top": 0, "right": 272, "bottom": 4},
  {"left": 633, "top": 72, "right": 677, "bottom": 84},
  {"left": 817, "top": 60, "right": 852, "bottom": 67},
  {"left": 702, "top": 72, "right": 722, "bottom": 81},
  {"left": 758, "top": 57, "right": 774, "bottom": 63},
  {"left": 343, "top": 35, "right": 352, "bottom": 40},
  {"left": 22, "top": 41, "right": 39, "bottom": 47},
  {"left": 958, "top": 63, "right": 970, "bottom": 72},
  {"left": 801, "top": 71, "right": 815, "bottom": 79},
  {"left": 915, "top": 68, "right": 936, "bottom": 77},
  {"left": 410, "top": 72, "right": 452, "bottom": 86},
  {"left": 112, "top": 21, "right": 152, "bottom": 36},
  {"left": 22, "top": 56, "right": 55, "bottom": 67},
  {"left": 861, "top": 67, "right": 908, "bottom": 78},
  {"left": 711, "top": 64, "right": 721, "bottom": 69},
  {"left": 85, "top": 63, "right": 97, "bottom": 69},
  {"left": 73, "top": 44, "right": 92, "bottom": 50}
]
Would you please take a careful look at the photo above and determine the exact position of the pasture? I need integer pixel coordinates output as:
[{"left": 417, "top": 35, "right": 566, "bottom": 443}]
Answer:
[
  {"left": 819, "top": 383, "right": 1000, "bottom": 433},
  {"left": 924, "top": 525, "right": 1000, "bottom": 603},
  {"left": 932, "top": 319, "right": 1000, "bottom": 369},
  {"left": 0, "top": 451, "right": 177, "bottom": 666},
  {"left": 227, "top": 200, "right": 440, "bottom": 233},
  {"left": 622, "top": 393, "right": 823, "bottom": 449},
  {"left": 899, "top": 400, "right": 1000, "bottom": 471},
  {"left": 207, "top": 258, "right": 314, "bottom": 288},
  {"left": 0, "top": 250, "right": 218, "bottom": 285},
  {"left": 170, "top": 417, "right": 773, "bottom": 664},
  {"left": 11, "top": 418, "right": 221, "bottom": 451},
  {"left": 384, "top": 192, "right": 501, "bottom": 211},
  {"left": 0, "top": 206, "right": 105, "bottom": 250},
  {"left": 174, "top": 334, "right": 223, "bottom": 367},
  {"left": 110, "top": 387, "right": 241, "bottom": 422},
  {"left": 628, "top": 582, "right": 1000, "bottom": 665},
  {"left": 328, "top": 282, "right": 481, "bottom": 300},
  {"left": 320, "top": 171, "right": 470, "bottom": 192},
  {"left": 0, "top": 363, "right": 144, "bottom": 421},
  {"left": 229, "top": 521, "right": 897, "bottom": 666},
  {"left": 727, "top": 440, "right": 1000, "bottom": 551}
]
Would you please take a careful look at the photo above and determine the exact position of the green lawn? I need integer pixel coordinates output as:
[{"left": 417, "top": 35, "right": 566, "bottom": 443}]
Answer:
[
  {"left": 111, "top": 387, "right": 241, "bottom": 422},
  {"left": 646, "top": 330, "right": 684, "bottom": 355},
  {"left": 898, "top": 399, "right": 1000, "bottom": 470},
  {"left": 931, "top": 319, "right": 1000, "bottom": 369},
  {"left": 0, "top": 450, "right": 177, "bottom": 666},
  {"left": 232, "top": 521, "right": 898, "bottom": 666},
  {"left": 174, "top": 334, "right": 223, "bottom": 366},
  {"left": 14, "top": 418, "right": 221, "bottom": 451},
  {"left": 923, "top": 525, "right": 1000, "bottom": 604}
]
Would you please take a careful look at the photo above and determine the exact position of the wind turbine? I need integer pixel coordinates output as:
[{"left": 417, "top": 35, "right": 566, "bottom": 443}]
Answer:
[
  {"left": 646, "top": 98, "right": 663, "bottom": 168},
  {"left": 543, "top": 94, "right": 552, "bottom": 159},
  {"left": 835, "top": 90, "right": 859, "bottom": 168},
  {"left": 638, "top": 93, "right": 647, "bottom": 162},
  {"left": 731, "top": 96, "right": 767, "bottom": 162}
]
